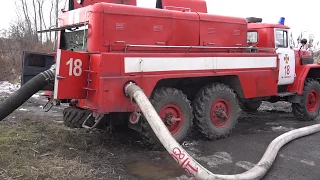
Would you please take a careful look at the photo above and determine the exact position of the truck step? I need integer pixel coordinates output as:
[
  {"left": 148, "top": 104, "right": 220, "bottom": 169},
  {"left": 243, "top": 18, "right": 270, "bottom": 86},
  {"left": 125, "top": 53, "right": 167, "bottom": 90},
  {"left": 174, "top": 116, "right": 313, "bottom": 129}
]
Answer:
[{"left": 277, "top": 92, "right": 296, "bottom": 97}]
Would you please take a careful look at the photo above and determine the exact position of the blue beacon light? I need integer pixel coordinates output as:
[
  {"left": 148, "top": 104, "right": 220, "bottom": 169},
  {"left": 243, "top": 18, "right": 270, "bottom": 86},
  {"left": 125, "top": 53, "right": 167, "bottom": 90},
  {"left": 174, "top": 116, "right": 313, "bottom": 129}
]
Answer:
[{"left": 278, "top": 17, "right": 285, "bottom": 25}]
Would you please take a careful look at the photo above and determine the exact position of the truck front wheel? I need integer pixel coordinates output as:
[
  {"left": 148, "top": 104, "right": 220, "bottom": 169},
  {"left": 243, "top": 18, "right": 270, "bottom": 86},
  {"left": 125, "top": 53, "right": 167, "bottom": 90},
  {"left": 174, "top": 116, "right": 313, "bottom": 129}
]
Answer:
[
  {"left": 292, "top": 79, "right": 320, "bottom": 121},
  {"left": 192, "top": 83, "right": 241, "bottom": 140}
]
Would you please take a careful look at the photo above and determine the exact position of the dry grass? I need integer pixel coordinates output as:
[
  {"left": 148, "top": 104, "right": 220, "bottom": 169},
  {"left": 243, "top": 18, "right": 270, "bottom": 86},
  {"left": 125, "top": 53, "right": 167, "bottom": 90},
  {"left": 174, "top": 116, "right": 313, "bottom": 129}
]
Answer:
[
  {"left": 0, "top": 113, "right": 141, "bottom": 180},
  {"left": 0, "top": 118, "right": 96, "bottom": 180},
  {"left": 0, "top": 94, "right": 186, "bottom": 180}
]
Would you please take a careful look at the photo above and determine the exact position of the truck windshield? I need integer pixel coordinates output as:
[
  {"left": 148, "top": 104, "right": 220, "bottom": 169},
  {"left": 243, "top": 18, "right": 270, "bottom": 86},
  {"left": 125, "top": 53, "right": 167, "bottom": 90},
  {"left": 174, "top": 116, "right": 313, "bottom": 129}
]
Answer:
[
  {"left": 60, "top": 25, "right": 88, "bottom": 51},
  {"left": 275, "top": 30, "right": 288, "bottom": 48},
  {"left": 247, "top": 31, "right": 258, "bottom": 43}
]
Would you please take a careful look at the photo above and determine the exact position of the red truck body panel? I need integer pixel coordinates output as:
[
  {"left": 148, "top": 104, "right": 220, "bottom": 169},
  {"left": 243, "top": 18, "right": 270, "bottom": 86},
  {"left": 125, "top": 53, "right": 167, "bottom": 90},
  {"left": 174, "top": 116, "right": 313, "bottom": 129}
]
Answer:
[
  {"left": 59, "top": 3, "right": 248, "bottom": 53},
  {"left": 72, "top": 0, "right": 137, "bottom": 9},
  {"left": 160, "top": 0, "right": 207, "bottom": 13},
  {"left": 51, "top": 1, "right": 320, "bottom": 115},
  {"left": 55, "top": 51, "right": 279, "bottom": 113}
]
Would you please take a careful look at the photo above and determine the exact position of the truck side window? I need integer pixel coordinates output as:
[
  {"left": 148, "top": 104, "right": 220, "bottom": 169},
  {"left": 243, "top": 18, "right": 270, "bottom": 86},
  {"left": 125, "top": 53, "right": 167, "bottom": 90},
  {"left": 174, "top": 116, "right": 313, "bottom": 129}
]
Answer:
[
  {"left": 275, "top": 30, "right": 288, "bottom": 48},
  {"left": 247, "top": 31, "right": 258, "bottom": 43}
]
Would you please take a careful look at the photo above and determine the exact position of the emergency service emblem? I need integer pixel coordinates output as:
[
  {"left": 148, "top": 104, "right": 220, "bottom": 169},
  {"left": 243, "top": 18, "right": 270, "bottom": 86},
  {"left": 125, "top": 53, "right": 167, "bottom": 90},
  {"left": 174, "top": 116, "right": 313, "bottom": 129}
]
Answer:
[{"left": 284, "top": 54, "right": 289, "bottom": 64}]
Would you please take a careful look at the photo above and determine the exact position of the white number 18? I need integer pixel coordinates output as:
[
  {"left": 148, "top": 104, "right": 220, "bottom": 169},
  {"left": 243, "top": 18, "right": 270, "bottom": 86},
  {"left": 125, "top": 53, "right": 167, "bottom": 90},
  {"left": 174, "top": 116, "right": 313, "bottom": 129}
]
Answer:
[{"left": 66, "top": 58, "right": 82, "bottom": 76}]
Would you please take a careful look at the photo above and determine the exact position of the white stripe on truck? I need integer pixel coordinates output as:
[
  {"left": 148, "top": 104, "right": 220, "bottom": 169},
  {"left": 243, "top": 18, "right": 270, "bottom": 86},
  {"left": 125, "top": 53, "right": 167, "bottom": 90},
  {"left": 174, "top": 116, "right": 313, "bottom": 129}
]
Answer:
[{"left": 124, "top": 56, "right": 277, "bottom": 73}]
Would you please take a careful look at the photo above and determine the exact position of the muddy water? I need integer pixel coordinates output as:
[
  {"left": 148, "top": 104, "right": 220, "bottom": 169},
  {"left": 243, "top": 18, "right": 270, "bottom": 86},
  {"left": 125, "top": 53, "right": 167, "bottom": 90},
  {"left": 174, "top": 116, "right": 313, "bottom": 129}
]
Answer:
[
  {"left": 126, "top": 102, "right": 320, "bottom": 180},
  {"left": 127, "top": 160, "right": 185, "bottom": 180}
]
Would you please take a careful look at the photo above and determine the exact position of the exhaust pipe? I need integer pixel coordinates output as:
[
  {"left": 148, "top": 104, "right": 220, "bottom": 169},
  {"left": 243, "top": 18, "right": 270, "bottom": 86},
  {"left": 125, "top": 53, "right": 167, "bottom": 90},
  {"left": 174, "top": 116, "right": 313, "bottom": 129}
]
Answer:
[
  {"left": 124, "top": 82, "right": 320, "bottom": 180},
  {"left": 0, "top": 64, "right": 56, "bottom": 121}
]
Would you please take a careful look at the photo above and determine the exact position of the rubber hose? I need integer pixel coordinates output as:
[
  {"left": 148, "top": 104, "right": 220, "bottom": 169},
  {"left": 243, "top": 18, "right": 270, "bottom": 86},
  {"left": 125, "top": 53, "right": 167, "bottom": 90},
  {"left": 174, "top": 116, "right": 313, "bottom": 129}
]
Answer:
[
  {"left": 124, "top": 83, "right": 320, "bottom": 180},
  {"left": 0, "top": 64, "right": 56, "bottom": 121}
]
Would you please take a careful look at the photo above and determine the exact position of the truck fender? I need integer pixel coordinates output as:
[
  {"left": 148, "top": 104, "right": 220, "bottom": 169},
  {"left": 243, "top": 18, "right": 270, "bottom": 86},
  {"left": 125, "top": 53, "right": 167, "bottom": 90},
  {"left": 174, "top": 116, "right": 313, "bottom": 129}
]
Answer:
[{"left": 288, "top": 64, "right": 320, "bottom": 95}]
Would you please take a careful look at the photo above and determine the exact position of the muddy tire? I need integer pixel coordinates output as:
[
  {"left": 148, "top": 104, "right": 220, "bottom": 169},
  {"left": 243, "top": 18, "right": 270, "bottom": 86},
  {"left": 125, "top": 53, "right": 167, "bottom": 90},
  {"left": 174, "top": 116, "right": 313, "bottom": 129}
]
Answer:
[
  {"left": 141, "top": 87, "right": 193, "bottom": 150},
  {"left": 292, "top": 79, "right": 320, "bottom": 121},
  {"left": 192, "top": 83, "right": 241, "bottom": 140},
  {"left": 240, "top": 101, "right": 262, "bottom": 112},
  {"left": 63, "top": 107, "right": 95, "bottom": 128}
]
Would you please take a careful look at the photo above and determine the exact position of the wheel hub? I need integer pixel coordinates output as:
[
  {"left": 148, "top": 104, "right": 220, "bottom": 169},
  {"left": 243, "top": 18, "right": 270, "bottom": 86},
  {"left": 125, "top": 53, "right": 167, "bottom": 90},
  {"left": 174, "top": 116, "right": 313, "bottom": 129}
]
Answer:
[
  {"left": 159, "top": 104, "right": 184, "bottom": 136},
  {"left": 307, "top": 90, "right": 319, "bottom": 112},
  {"left": 210, "top": 98, "right": 230, "bottom": 127},
  {"left": 164, "top": 114, "right": 181, "bottom": 126}
]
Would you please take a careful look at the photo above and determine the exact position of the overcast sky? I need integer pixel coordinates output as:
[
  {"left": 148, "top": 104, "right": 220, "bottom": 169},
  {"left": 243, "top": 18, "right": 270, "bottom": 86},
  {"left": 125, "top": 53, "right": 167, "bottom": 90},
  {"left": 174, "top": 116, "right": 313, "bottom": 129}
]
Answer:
[{"left": 0, "top": 0, "right": 319, "bottom": 42}]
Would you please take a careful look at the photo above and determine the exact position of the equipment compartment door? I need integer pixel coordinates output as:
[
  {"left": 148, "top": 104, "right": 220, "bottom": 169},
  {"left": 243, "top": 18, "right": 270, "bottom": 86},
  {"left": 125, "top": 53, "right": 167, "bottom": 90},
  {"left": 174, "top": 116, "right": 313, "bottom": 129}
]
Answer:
[
  {"left": 21, "top": 51, "right": 55, "bottom": 90},
  {"left": 54, "top": 49, "right": 90, "bottom": 100},
  {"left": 275, "top": 29, "right": 295, "bottom": 85}
]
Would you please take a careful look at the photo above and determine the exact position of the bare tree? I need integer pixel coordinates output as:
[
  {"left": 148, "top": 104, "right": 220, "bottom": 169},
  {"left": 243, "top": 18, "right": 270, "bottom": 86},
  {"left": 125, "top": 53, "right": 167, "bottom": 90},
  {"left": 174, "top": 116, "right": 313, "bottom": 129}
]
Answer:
[
  {"left": 0, "top": 0, "right": 68, "bottom": 81},
  {"left": 32, "top": 0, "right": 38, "bottom": 40}
]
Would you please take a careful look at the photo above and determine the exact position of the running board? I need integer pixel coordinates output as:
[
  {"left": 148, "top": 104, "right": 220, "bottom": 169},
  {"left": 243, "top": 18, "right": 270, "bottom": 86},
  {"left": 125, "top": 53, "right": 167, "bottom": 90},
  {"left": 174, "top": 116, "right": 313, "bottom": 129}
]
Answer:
[{"left": 277, "top": 92, "right": 296, "bottom": 97}]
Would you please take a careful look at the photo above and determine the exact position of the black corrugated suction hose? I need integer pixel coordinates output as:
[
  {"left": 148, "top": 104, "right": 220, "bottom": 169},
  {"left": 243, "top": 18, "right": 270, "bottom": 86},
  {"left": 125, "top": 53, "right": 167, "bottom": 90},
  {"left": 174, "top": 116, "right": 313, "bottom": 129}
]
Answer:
[{"left": 0, "top": 65, "right": 56, "bottom": 121}]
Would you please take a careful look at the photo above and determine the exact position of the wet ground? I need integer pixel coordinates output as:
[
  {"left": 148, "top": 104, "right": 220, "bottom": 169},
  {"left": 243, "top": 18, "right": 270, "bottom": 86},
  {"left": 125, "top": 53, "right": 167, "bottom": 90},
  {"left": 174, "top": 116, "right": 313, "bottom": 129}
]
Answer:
[{"left": 0, "top": 83, "right": 319, "bottom": 180}]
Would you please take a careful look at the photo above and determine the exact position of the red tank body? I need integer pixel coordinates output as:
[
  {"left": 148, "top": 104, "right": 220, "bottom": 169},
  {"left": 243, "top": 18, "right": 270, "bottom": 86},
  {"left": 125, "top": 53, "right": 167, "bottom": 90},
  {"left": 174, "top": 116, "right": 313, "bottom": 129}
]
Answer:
[
  {"left": 159, "top": 0, "right": 207, "bottom": 13},
  {"left": 54, "top": 2, "right": 279, "bottom": 113},
  {"left": 70, "top": 0, "right": 137, "bottom": 10},
  {"left": 59, "top": 2, "right": 248, "bottom": 52}
]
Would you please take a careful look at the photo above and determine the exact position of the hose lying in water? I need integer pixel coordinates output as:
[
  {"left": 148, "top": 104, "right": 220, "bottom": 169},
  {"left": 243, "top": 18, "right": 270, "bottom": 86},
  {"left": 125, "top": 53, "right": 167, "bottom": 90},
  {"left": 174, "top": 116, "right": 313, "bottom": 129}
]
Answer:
[
  {"left": 124, "top": 82, "right": 320, "bottom": 180},
  {"left": 0, "top": 64, "right": 56, "bottom": 121}
]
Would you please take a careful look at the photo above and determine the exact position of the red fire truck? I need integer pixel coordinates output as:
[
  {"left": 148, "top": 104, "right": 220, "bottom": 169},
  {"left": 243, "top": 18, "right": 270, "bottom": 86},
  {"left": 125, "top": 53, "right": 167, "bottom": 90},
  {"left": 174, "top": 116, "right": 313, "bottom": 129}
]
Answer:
[{"left": 3, "top": 0, "right": 319, "bottom": 149}]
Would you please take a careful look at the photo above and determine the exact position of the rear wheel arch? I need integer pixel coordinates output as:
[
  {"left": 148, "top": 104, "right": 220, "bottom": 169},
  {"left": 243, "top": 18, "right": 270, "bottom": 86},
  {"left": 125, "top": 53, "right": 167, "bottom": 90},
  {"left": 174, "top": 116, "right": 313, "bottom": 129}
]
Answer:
[
  {"left": 295, "top": 67, "right": 320, "bottom": 94},
  {"left": 152, "top": 75, "right": 246, "bottom": 101},
  {"left": 306, "top": 68, "right": 320, "bottom": 81}
]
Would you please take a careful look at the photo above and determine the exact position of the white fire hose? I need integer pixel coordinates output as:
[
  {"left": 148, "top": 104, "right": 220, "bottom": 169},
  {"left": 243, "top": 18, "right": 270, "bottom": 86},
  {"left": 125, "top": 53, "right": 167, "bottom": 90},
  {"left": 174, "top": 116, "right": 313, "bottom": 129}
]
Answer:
[{"left": 125, "top": 83, "right": 320, "bottom": 180}]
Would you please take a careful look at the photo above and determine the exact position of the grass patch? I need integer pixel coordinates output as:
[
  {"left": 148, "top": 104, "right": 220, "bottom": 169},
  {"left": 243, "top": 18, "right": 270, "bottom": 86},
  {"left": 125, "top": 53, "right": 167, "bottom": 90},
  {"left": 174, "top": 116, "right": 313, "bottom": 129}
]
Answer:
[
  {"left": 0, "top": 117, "right": 100, "bottom": 180},
  {"left": 0, "top": 110, "right": 143, "bottom": 180}
]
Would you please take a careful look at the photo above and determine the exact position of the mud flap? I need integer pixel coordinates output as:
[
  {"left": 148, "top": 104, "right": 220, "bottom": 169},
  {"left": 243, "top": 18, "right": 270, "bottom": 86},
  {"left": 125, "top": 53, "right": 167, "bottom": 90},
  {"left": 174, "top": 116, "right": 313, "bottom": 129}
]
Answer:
[
  {"left": 21, "top": 51, "right": 55, "bottom": 90},
  {"left": 54, "top": 49, "right": 90, "bottom": 100}
]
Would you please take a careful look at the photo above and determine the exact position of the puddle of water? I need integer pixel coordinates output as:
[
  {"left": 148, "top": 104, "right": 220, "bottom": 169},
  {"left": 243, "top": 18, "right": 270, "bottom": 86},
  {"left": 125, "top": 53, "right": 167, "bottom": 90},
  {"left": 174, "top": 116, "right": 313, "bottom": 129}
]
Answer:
[{"left": 127, "top": 161, "right": 184, "bottom": 180}]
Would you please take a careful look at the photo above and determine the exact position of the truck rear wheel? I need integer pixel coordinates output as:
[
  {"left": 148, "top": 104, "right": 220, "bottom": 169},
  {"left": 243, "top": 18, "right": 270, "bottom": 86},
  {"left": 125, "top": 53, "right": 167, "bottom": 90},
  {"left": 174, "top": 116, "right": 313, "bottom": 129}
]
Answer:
[
  {"left": 292, "top": 79, "right": 320, "bottom": 121},
  {"left": 63, "top": 107, "right": 95, "bottom": 128},
  {"left": 193, "top": 83, "right": 240, "bottom": 140},
  {"left": 140, "top": 87, "right": 193, "bottom": 150}
]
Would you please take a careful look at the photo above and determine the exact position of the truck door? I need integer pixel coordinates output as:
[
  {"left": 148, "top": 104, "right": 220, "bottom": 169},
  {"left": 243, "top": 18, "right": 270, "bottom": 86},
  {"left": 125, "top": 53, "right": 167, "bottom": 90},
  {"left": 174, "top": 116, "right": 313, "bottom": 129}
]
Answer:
[
  {"left": 275, "top": 28, "right": 295, "bottom": 85},
  {"left": 53, "top": 49, "right": 90, "bottom": 100},
  {"left": 21, "top": 51, "right": 55, "bottom": 90}
]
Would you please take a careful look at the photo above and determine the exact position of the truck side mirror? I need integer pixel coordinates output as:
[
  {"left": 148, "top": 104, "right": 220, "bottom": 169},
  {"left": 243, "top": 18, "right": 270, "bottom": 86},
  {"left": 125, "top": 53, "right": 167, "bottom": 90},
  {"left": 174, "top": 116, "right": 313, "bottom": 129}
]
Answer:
[{"left": 300, "top": 38, "right": 308, "bottom": 45}]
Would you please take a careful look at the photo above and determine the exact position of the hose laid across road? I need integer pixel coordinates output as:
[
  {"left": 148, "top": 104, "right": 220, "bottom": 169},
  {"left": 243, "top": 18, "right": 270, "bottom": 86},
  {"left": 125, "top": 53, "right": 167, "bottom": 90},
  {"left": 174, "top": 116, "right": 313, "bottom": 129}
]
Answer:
[
  {"left": 124, "top": 82, "right": 320, "bottom": 180},
  {"left": 0, "top": 64, "right": 56, "bottom": 121}
]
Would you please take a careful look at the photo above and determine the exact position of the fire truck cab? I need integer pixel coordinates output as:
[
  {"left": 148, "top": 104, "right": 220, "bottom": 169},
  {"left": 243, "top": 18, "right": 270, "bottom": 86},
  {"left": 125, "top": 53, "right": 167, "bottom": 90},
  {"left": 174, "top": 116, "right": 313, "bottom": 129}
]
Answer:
[{"left": 246, "top": 17, "right": 314, "bottom": 95}]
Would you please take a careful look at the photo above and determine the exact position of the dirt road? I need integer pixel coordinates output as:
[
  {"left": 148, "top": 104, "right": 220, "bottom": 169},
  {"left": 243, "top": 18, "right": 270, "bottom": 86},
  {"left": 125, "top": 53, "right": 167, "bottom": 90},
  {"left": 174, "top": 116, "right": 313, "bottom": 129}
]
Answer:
[{"left": 0, "top": 84, "right": 319, "bottom": 180}]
